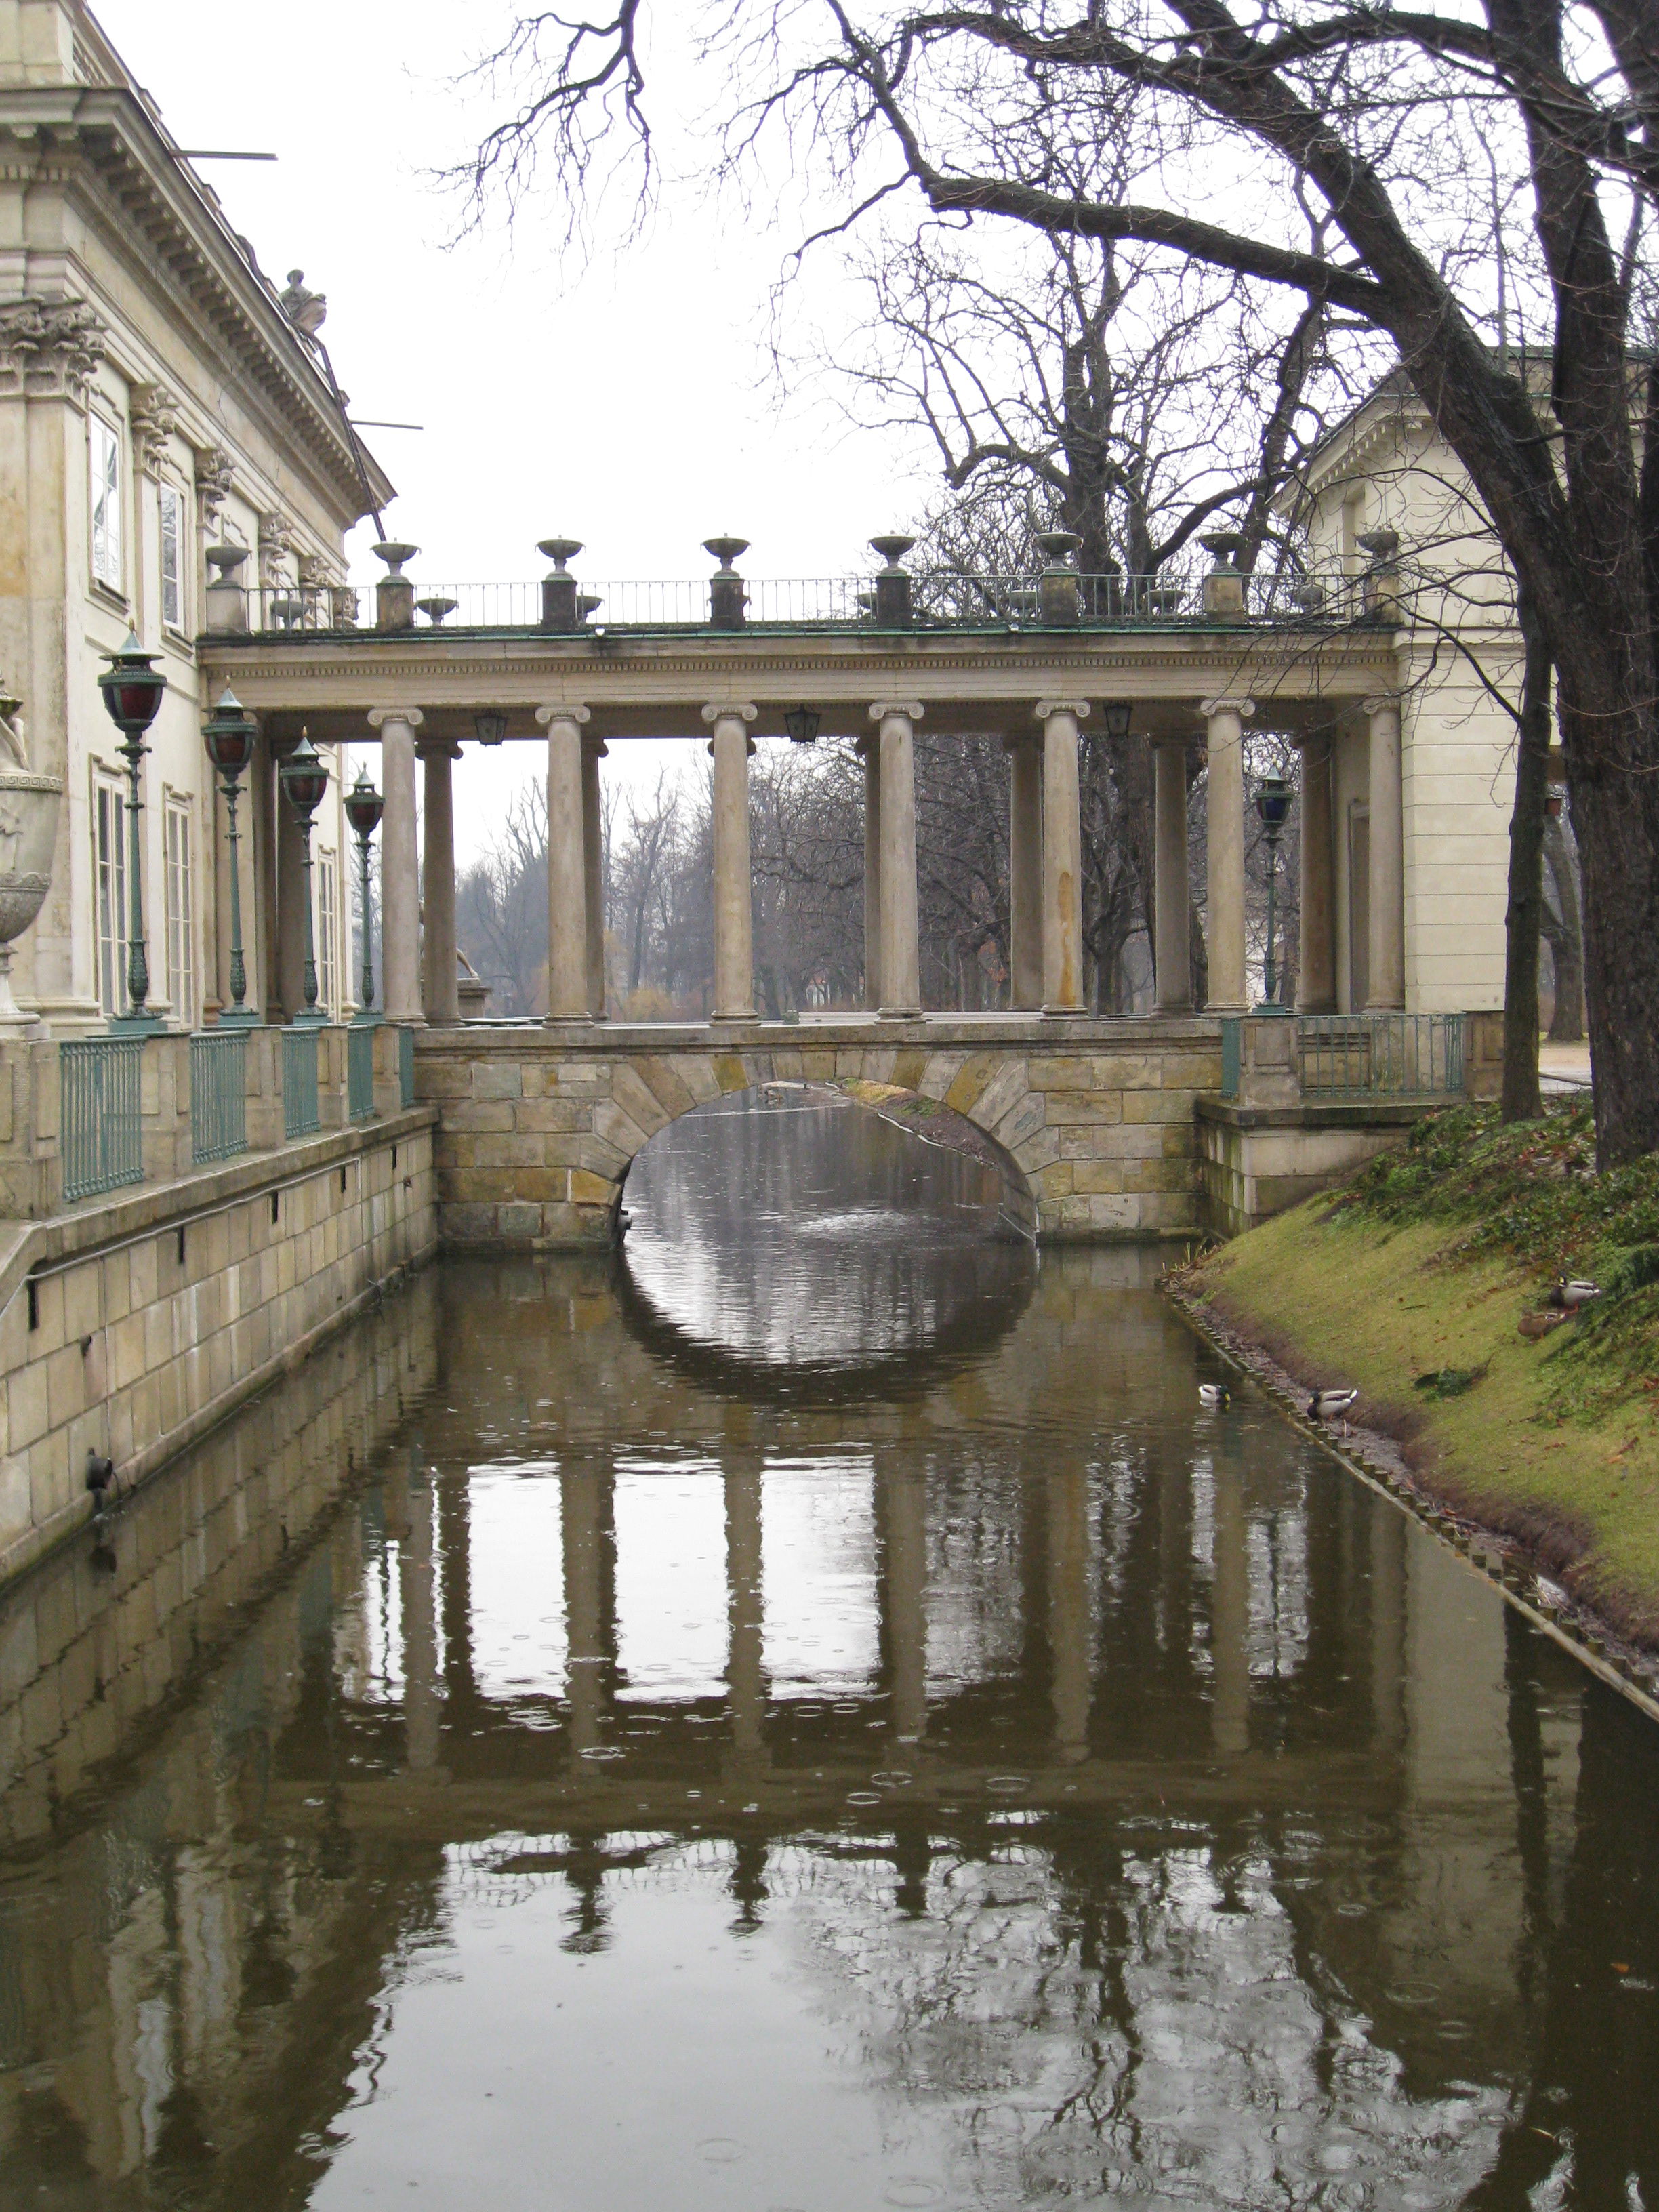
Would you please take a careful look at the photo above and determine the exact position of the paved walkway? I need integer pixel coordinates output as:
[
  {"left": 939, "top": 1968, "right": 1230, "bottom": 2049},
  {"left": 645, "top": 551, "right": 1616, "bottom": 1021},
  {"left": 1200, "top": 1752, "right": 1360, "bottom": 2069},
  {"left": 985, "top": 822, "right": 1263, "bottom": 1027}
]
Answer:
[{"left": 1539, "top": 1042, "right": 1592, "bottom": 1094}]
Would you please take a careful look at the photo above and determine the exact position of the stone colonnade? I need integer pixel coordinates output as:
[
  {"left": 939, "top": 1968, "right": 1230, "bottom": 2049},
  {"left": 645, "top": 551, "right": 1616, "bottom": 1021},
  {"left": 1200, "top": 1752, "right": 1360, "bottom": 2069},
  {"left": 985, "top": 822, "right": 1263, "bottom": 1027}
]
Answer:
[{"left": 362, "top": 691, "right": 1406, "bottom": 1025}]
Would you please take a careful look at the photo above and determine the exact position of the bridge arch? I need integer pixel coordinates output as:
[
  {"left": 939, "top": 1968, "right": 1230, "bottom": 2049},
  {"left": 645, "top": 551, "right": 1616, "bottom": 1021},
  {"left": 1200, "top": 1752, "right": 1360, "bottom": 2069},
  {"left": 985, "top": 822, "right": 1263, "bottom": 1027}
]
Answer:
[{"left": 424, "top": 1024, "right": 1219, "bottom": 1250}]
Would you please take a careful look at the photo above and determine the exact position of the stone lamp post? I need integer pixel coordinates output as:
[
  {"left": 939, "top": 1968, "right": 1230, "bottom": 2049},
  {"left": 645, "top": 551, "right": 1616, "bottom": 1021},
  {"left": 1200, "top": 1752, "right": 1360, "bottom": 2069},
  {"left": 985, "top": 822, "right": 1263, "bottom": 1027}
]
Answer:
[
  {"left": 278, "top": 729, "right": 331, "bottom": 1025},
  {"left": 96, "top": 630, "right": 167, "bottom": 1031},
  {"left": 1253, "top": 771, "right": 1294, "bottom": 1008},
  {"left": 201, "top": 688, "right": 261, "bottom": 1025},
  {"left": 0, "top": 690, "right": 63, "bottom": 1031},
  {"left": 344, "top": 767, "right": 385, "bottom": 1022}
]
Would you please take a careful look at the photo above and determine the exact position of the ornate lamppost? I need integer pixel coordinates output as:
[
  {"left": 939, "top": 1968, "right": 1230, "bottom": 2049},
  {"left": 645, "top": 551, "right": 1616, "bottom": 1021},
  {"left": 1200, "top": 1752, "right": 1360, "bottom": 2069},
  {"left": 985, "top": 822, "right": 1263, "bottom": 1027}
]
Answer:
[
  {"left": 201, "top": 689, "right": 260, "bottom": 1025},
  {"left": 277, "top": 729, "right": 330, "bottom": 1025},
  {"left": 1254, "top": 771, "right": 1294, "bottom": 1008},
  {"left": 96, "top": 630, "right": 167, "bottom": 1031},
  {"left": 344, "top": 767, "right": 384, "bottom": 1021}
]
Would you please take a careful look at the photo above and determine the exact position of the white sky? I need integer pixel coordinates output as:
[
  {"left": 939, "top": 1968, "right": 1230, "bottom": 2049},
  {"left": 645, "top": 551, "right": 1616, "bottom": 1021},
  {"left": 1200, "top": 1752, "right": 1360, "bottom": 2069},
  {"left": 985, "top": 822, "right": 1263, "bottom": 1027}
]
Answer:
[{"left": 97, "top": 1, "right": 926, "bottom": 863}]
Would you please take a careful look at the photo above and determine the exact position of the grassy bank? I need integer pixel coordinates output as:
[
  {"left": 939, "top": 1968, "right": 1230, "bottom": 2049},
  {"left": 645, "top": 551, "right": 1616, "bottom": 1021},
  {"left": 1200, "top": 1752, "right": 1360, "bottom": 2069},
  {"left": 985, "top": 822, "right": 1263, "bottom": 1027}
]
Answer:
[{"left": 1183, "top": 1102, "right": 1659, "bottom": 1645}]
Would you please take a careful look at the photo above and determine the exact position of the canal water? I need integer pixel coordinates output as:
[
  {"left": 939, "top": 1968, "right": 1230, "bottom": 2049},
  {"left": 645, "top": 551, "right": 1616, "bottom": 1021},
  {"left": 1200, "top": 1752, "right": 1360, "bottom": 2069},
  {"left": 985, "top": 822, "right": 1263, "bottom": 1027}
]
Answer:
[{"left": 1, "top": 1089, "right": 1656, "bottom": 2211}]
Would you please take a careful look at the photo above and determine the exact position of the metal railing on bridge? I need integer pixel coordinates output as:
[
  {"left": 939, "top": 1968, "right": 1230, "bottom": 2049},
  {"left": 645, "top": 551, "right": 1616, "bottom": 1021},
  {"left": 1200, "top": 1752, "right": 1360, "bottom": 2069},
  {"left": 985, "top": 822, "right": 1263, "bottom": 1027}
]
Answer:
[
  {"left": 234, "top": 568, "right": 1368, "bottom": 638},
  {"left": 348, "top": 1023, "right": 376, "bottom": 1122},
  {"left": 60, "top": 1038, "right": 144, "bottom": 1203},
  {"left": 282, "top": 1028, "right": 321, "bottom": 1139},
  {"left": 190, "top": 1030, "right": 248, "bottom": 1163},
  {"left": 1298, "top": 1013, "right": 1466, "bottom": 1098}
]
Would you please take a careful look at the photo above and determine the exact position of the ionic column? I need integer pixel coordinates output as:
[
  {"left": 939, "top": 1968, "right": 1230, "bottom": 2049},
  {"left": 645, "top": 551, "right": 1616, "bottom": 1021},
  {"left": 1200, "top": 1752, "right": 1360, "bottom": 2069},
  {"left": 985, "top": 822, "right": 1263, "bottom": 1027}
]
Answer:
[
  {"left": 1211, "top": 1455, "right": 1250, "bottom": 1757},
  {"left": 400, "top": 1446, "right": 442, "bottom": 1771},
  {"left": 369, "top": 708, "right": 424, "bottom": 1023},
  {"left": 1364, "top": 695, "right": 1406, "bottom": 1010},
  {"left": 1005, "top": 736, "right": 1043, "bottom": 1010},
  {"left": 536, "top": 703, "right": 591, "bottom": 1021},
  {"left": 582, "top": 736, "right": 608, "bottom": 1019},
  {"left": 562, "top": 1465, "right": 615, "bottom": 1758},
  {"left": 725, "top": 1460, "right": 766, "bottom": 1763},
  {"left": 1152, "top": 740, "right": 1193, "bottom": 1012},
  {"left": 881, "top": 1472, "right": 928, "bottom": 1746},
  {"left": 419, "top": 738, "right": 461, "bottom": 1026},
  {"left": 1200, "top": 696, "right": 1254, "bottom": 1012},
  {"left": 858, "top": 735, "right": 882, "bottom": 1010},
  {"left": 1296, "top": 731, "right": 1338, "bottom": 1013},
  {"left": 702, "top": 702, "right": 758, "bottom": 1019},
  {"left": 1038, "top": 699, "right": 1088, "bottom": 1014},
  {"left": 869, "top": 701, "right": 924, "bottom": 1017},
  {"left": 274, "top": 783, "right": 307, "bottom": 1021}
]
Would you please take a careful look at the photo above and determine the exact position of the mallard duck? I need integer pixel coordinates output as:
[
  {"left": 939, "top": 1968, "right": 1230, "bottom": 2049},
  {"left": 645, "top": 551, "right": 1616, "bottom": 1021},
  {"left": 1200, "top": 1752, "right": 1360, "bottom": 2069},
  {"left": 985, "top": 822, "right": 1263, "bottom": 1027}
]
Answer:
[
  {"left": 1545, "top": 1277, "right": 1600, "bottom": 1311},
  {"left": 1198, "top": 1382, "right": 1231, "bottom": 1408},
  {"left": 1518, "top": 1309, "right": 1568, "bottom": 1340},
  {"left": 1308, "top": 1387, "right": 1359, "bottom": 1433}
]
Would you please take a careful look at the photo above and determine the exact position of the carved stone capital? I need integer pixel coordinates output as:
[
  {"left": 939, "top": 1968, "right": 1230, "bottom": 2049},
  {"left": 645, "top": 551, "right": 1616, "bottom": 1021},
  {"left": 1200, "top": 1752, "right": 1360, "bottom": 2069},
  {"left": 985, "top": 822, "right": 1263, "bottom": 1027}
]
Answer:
[
  {"left": 1200, "top": 696, "right": 1256, "bottom": 722},
  {"left": 1036, "top": 699, "right": 1091, "bottom": 722},
  {"left": 192, "top": 445, "right": 236, "bottom": 525},
  {"left": 129, "top": 382, "right": 179, "bottom": 475},
  {"left": 701, "top": 701, "right": 758, "bottom": 724},
  {"left": 1361, "top": 694, "right": 1401, "bottom": 723},
  {"left": 296, "top": 553, "right": 339, "bottom": 590},
  {"left": 0, "top": 297, "right": 107, "bottom": 401},
  {"left": 367, "top": 706, "right": 425, "bottom": 733},
  {"left": 536, "top": 703, "right": 591, "bottom": 729},
  {"left": 259, "top": 510, "right": 295, "bottom": 586},
  {"left": 868, "top": 700, "right": 926, "bottom": 724}
]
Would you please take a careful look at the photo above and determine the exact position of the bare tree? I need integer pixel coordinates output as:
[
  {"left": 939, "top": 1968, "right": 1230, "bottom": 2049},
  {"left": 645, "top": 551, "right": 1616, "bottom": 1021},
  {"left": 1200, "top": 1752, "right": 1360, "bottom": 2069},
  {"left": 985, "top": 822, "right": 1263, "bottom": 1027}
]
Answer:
[
  {"left": 451, "top": 0, "right": 1659, "bottom": 1165},
  {"left": 456, "top": 778, "right": 548, "bottom": 1015}
]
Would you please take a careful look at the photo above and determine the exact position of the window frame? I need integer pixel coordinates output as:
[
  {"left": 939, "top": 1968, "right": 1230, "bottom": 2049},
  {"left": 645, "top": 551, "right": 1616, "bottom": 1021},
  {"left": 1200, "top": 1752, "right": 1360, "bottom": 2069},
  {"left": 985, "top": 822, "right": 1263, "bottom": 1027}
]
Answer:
[
  {"left": 163, "top": 791, "right": 194, "bottom": 1026},
  {"left": 89, "top": 413, "right": 125, "bottom": 597},
  {"left": 91, "top": 766, "right": 129, "bottom": 1017},
  {"left": 158, "top": 478, "right": 186, "bottom": 633}
]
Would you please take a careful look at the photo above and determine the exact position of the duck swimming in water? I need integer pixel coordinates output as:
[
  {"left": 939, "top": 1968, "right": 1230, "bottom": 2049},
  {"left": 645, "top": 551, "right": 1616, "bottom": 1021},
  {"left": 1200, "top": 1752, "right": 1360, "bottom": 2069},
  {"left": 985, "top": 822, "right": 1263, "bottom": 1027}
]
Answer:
[{"left": 1197, "top": 1382, "right": 1231, "bottom": 1409}]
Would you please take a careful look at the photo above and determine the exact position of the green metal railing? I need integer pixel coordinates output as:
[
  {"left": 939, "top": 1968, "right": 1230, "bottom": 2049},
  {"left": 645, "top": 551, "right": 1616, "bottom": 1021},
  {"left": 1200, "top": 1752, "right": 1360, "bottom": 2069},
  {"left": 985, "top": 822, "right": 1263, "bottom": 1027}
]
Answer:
[
  {"left": 1218, "top": 1017, "right": 1242, "bottom": 1101},
  {"left": 348, "top": 1023, "right": 375, "bottom": 1122},
  {"left": 283, "top": 1027, "right": 321, "bottom": 1139},
  {"left": 1298, "top": 1013, "right": 1466, "bottom": 1098},
  {"left": 60, "top": 1038, "right": 144, "bottom": 1203},
  {"left": 398, "top": 1025, "right": 415, "bottom": 1109},
  {"left": 190, "top": 1030, "right": 247, "bottom": 1163}
]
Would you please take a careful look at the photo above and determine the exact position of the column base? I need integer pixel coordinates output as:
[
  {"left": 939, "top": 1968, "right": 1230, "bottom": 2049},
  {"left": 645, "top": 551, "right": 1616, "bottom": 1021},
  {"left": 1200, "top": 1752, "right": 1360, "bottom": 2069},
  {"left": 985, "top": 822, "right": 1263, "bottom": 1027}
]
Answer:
[
  {"left": 217, "top": 1006, "right": 263, "bottom": 1028},
  {"left": 1363, "top": 1000, "right": 1407, "bottom": 1015},
  {"left": 1041, "top": 1003, "right": 1089, "bottom": 1019},
  {"left": 1153, "top": 998, "right": 1195, "bottom": 1016},
  {"left": 1204, "top": 1002, "right": 1249, "bottom": 1016},
  {"left": 710, "top": 1010, "right": 758, "bottom": 1024},
  {"left": 1295, "top": 998, "right": 1338, "bottom": 1017},
  {"left": 878, "top": 1004, "right": 922, "bottom": 1020},
  {"left": 543, "top": 1013, "right": 594, "bottom": 1029}
]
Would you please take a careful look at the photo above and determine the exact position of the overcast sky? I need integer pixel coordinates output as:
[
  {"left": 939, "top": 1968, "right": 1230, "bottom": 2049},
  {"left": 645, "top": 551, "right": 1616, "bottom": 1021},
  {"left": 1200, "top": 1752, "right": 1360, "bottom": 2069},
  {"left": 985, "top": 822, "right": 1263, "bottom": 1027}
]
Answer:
[{"left": 97, "top": 1, "right": 925, "bottom": 863}]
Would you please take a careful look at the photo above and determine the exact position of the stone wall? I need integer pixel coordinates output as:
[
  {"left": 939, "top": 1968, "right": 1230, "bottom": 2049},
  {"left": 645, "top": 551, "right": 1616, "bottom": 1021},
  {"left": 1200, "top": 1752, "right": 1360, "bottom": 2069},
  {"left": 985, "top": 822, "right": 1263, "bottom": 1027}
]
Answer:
[
  {"left": 0, "top": 1108, "right": 438, "bottom": 1591},
  {"left": 417, "top": 1018, "right": 1223, "bottom": 1250}
]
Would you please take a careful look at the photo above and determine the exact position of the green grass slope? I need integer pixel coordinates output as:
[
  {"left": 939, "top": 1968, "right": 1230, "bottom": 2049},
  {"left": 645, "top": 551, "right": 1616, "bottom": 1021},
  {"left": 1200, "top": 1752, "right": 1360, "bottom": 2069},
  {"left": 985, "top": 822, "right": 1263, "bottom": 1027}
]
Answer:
[{"left": 1186, "top": 1103, "right": 1659, "bottom": 1643}]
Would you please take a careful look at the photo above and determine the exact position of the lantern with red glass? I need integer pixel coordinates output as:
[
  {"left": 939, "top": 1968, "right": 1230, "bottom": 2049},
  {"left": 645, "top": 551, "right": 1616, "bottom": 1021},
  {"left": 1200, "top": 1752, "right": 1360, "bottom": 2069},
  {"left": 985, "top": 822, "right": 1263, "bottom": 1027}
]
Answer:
[
  {"left": 96, "top": 632, "right": 167, "bottom": 1029},
  {"left": 278, "top": 729, "right": 331, "bottom": 1024},
  {"left": 344, "top": 768, "right": 385, "bottom": 1021},
  {"left": 202, "top": 689, "right": 261, "bottom": 1025}
]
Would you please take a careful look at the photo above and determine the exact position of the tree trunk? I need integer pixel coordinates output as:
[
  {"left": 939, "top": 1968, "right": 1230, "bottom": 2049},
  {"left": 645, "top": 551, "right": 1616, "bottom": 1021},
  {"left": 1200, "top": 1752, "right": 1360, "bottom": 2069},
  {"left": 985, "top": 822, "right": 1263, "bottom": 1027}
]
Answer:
[
  {"left": 1501, "top": 592, "right": 1553, "bottom": 1122},
  {"left": 1542, "top": 817, "right": 1585, "bottom": 1043}
]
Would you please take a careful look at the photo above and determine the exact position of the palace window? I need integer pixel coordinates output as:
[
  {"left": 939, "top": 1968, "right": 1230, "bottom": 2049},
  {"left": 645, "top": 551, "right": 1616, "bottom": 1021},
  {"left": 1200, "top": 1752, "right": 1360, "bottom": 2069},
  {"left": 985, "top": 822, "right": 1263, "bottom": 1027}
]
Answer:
[
  {"left": 164, "top": 796, "right": 194, "bottom": 1024},
  {"left": 93, "top": 772, "right": 129, "bottom": 1015},
  {"left": 159, "top": 481, "right": 184, "bottom": 630},
  {"left": 90, "top": 416, "right": 123, "bottom": 592},
  {"left": 316, "top": 848, "right": 340, "bottom": 1017}
]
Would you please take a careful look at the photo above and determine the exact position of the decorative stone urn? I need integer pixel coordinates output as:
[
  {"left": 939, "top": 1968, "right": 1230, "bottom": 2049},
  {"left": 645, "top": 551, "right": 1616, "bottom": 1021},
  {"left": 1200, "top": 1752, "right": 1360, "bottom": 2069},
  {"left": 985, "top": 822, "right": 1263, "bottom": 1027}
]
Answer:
[{"left": 0, "top": 696, "right": 62, "bottom": 1027}]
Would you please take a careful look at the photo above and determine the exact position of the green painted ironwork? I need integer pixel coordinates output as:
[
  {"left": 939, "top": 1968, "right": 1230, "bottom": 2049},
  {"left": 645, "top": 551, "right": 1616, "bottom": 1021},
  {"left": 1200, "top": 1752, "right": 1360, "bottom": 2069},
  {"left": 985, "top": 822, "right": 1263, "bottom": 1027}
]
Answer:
[
  {"left": 60, "top": 1038, "right": 144, "bottom": 1202},
  {"left": 190, "top": 1030, "right": 247, "bottom": 1163},
  {"left": 1219, "top": 1017, "right": 1242, "bottom": 1101},
  {"left": 1298, "top": 1013, "right": 1465, "bottom": 1098},
  {"left": 398, "top": 1025, "right": 415, "bottom": 1110},
  {"left": 348, "top": 1023, "right": 375, "bottom": 1122},
  {"left": 283, "top": 1027, "right": 321, "bottom": 1139}
]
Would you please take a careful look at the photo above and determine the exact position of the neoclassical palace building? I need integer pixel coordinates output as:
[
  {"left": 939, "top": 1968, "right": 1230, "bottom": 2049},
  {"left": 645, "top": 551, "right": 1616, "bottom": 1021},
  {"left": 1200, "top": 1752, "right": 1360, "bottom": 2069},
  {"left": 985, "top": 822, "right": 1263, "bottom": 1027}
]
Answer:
[
  {"left": 1, "top": 0, "right": 1526, "bottom": 1045},
  {"left": 0, "top": 0, "right": 381, "bottom": 1033}
]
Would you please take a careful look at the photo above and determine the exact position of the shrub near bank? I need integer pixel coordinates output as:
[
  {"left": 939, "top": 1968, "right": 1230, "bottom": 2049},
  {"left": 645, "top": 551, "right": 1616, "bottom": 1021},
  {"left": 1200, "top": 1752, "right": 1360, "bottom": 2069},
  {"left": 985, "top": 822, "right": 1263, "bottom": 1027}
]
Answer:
[{"left": 1187, "top": 1103, "right": 1659, "bottom": 1645}]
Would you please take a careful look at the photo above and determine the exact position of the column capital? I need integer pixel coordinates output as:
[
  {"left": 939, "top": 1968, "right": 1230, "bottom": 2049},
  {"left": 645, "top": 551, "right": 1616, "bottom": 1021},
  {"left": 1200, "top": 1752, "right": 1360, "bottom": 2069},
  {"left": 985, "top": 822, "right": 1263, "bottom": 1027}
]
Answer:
[
  {"left": 1200, "top": 696, "right": 1256, "bottom": 721},
  {"left": 368, "top": 705, "right": 425, "bottom": 732},
  {"left": 536, "top": 702, "right": 590, "bottom": 727},
  {"left": 415, "top": 736, "right": 462, "bottom": 761},
  {"left": 582, "top": 735, "right": 610, "bottom": 758},
  {"left": 1035, "top": 699, "right": 1091, "bottom": 721},
  {"left": 1361, "top": 693, "right": 1401, "bottom": 721},
  {"left": 701, "top": 701, "right": 757, "bottom": 724},
  {"left": 869, "top": 700, "right": 926, "bottom": 724}
]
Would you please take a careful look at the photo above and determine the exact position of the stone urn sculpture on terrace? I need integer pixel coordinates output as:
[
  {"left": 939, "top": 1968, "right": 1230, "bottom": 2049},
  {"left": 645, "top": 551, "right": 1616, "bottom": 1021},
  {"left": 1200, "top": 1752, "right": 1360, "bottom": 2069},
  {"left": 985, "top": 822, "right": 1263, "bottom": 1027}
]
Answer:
[{"left": 0, "top": 693, "right": 62, "bottom": 1029}]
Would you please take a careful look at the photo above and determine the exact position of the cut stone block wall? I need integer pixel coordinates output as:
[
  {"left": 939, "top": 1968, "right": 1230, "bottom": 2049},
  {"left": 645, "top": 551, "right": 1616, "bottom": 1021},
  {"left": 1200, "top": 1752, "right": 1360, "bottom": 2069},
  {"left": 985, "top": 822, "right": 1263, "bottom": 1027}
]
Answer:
[
  {"left": 0, "top": 1109, "right": 438, "bottom": 1591},
  {"left": 418, "top": 1019, "right": 1223, "bottom": 1249}
]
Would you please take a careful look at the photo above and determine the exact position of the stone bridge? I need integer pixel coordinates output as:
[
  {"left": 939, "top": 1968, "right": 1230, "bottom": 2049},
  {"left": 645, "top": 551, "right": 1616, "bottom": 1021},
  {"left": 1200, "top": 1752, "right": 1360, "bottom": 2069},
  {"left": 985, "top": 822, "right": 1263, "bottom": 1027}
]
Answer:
[{"left": 416, "top": 1016, "right": 1223, "bottom": 1248}]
